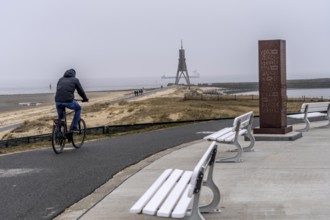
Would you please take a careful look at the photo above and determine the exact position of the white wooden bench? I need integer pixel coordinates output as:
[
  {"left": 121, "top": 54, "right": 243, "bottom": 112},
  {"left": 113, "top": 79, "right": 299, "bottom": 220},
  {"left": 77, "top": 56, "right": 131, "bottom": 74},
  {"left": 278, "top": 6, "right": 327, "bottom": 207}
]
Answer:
[
  {"left": 203, "top": 111, "right": 255, "bottom": 163},
  {"left": 130, "top": 141, "right": 220, "bottom": 220},
  {"left": 287, "top": 102, "right": 330, "bottom": 132}
]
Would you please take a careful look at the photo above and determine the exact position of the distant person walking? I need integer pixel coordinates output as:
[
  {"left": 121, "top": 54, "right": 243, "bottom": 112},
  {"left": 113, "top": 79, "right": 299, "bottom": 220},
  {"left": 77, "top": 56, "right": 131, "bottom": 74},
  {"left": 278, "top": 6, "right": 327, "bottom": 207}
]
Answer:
[{"left": 55, "top": 69, "right": 88, "bottom": 130}]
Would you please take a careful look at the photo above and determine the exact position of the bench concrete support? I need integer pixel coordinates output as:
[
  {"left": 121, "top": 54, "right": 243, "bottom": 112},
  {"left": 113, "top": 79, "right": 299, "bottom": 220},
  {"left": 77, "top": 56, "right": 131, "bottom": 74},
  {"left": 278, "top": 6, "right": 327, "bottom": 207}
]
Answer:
[
  {"left": 323, "top": 104, "right": 330, "bottom": 128},
  {"left": 186, "top": 142, "right": 220, "bottom": 220},
  {"left": 241, "top": 113, "right": 255, "bottom": 152},
  {"left": 187, "top": 146, "right": 221, "bottom": 220},
  {"left": 199, "top": 146, "right": 221, "bottom": 214},
  {"left": 299, "top": 104, "right": 311, "bottom": 132},
  {"left": 219, "top": 122, "right": 244, "bottom": 163}
]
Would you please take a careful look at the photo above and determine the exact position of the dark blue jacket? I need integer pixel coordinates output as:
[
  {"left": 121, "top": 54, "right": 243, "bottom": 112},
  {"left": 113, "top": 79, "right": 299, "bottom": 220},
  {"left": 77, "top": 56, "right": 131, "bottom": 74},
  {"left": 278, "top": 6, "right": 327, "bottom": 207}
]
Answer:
[{"left": 55, "top": 69, "right": 88, "bottom": 102}]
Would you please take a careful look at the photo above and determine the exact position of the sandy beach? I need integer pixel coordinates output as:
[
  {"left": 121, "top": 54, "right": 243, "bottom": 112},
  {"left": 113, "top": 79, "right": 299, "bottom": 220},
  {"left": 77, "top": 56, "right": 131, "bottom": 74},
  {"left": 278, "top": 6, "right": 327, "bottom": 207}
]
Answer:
[
  {"left": 0, "top": 91, "right": 135, "bottom": 113},
  {"left": 0, "top": 87, "right": 180, "bottom": 140},
  {"left": 0, "top": 93, "right": 54, "bottom": 113},
  {"left": 0, "top": 90, "right": 134, "bottom": 139}
]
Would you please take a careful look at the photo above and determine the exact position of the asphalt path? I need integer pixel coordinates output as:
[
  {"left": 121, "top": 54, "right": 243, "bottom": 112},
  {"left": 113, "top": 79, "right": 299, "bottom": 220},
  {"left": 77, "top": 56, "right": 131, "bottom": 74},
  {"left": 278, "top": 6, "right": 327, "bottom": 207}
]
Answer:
[
  {"left": 0, "top": 116, "right": 306, "bottom": 220},
  {"left": 0, "top": 118, "right": 235, "bottom": 219}
]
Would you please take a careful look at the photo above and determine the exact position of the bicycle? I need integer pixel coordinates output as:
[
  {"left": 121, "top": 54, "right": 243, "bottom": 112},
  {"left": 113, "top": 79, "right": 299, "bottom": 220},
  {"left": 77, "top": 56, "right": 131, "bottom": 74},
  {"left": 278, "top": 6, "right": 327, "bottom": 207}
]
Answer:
[{"left": 51, "top": 101, "right": 86, "bottom": 154}]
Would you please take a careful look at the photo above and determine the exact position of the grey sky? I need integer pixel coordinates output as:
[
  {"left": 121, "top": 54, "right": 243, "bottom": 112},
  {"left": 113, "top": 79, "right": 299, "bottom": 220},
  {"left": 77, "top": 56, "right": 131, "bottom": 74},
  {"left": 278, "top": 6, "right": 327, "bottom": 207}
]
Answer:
[{"left": 1, "top": 0, "right": 329, "bottom": 84}]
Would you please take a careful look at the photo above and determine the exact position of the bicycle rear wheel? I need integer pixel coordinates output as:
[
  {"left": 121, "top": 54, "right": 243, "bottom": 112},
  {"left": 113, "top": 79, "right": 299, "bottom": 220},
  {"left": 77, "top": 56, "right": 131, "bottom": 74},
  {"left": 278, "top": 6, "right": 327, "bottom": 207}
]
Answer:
[
  {"left": 52, "top": 124, "right": 66, "bottom": 154},
  {"left": 72, "top": 118, "right": 86, "bottom": 149}
]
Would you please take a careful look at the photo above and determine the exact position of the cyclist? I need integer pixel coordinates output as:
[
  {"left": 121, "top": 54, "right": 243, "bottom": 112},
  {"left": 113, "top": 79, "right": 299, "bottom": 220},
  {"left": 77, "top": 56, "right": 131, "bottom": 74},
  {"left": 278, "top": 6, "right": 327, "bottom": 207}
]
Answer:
[{"left": 55, "top": 68, "right": 88, "bottom": 131}]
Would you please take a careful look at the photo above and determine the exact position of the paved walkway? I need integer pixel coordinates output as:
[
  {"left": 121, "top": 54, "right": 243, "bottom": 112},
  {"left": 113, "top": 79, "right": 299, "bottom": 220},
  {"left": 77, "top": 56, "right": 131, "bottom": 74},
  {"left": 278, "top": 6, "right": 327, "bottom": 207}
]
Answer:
[{"left": 55, "top": 121, "right": 330, "bottom": 220}]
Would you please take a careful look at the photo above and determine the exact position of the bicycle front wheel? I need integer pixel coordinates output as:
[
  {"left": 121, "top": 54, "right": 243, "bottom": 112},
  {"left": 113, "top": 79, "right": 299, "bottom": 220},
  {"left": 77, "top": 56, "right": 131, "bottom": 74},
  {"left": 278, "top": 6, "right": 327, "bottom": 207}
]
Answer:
[
  {"left": 52, "top": 124, "right": 66, "bottom": 154},
  {"left": 72, "top": 118, "right": 86, "bottom": 149}
]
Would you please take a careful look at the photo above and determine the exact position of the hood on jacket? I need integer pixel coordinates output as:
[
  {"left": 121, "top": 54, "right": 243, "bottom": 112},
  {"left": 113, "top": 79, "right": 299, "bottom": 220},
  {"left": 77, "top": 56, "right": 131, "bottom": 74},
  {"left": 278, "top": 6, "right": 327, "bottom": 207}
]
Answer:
[{"left": 64, "top": 69, "right": 76, "bottom": 77}]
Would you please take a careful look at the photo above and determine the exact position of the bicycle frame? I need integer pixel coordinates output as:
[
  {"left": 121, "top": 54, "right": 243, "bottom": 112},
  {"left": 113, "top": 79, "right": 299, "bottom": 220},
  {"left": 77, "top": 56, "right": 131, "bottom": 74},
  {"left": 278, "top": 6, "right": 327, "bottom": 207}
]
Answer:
[
  {"left": 53, "top": 108, "right": 75, "bottom": 138},
  {"left": 52, "top": 100, "right": 86, "bottom": 154}
]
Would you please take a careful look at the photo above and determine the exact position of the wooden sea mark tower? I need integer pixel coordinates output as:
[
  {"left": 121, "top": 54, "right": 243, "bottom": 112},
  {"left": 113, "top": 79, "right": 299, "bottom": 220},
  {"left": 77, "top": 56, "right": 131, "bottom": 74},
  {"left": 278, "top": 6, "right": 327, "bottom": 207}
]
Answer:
[{"left": 175, "top": 41, "right": 190, "bottom": 86}]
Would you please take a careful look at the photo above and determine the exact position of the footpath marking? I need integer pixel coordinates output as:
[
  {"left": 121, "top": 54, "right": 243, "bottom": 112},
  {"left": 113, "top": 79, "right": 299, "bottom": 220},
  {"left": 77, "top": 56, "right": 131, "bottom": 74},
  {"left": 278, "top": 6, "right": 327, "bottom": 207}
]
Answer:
[
  {"left": 0, "top": 168, "right": 42, "bottom": 178},
  {"left": 196, "top": 131, "right": 215, "bottom": 134}
]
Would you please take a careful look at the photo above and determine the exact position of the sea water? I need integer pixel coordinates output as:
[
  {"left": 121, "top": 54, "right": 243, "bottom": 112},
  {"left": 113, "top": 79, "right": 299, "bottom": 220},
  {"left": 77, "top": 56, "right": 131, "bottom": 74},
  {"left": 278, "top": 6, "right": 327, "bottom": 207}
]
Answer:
[
  {"left": 237, "top": 88, "right": 330, "bottom": 99},
  {"left": 0, "top": 77, "right": 173, "bottom": 95},
  {"left": 0, "top": 77, "right": 329, "bottom": 98}
]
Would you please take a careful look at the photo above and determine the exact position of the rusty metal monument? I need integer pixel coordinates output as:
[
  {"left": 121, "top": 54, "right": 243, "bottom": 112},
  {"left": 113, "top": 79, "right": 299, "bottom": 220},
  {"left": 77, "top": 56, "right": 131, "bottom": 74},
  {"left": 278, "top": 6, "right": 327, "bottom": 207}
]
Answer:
[
  {"left": 175, "top": 41, "right": 190, "bottom": 86},
  {"left": 254, "top": 40, "right": 293, "bottom": 134}
]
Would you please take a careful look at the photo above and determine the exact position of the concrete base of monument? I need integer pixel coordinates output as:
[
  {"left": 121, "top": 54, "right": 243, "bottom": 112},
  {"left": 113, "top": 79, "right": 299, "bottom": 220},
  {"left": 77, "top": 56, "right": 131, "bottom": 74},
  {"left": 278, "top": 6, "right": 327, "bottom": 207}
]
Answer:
[
  {"left": 253, "top": 125, "right": 293, "bottom": 134},
  {"left": 249, "top": 130, "right": 302, "bottom": 141}
]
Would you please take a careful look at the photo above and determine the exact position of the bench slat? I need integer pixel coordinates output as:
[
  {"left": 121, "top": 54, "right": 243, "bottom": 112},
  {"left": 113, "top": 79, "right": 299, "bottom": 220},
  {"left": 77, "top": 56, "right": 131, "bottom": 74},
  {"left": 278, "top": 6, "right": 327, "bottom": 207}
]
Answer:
[
  {"left": 130, "top": 169, "right": 173, "bottom": 214},
  {"left": 233, "top": 111, "right": 253, "bottom": 128},
  {"left": 288, "top": 112, "right": 327, "bottom": 119},
  {"left": 203, "top": 127, "right": 232, "bottom": 141},
  {"left": 171, "top": 185, "right": 191, "bottom": 218},
  {"left": 221, "top": 129, "right": 247, "bottom": 142},
  {"left": 306, "top": 112, "right": 327, "bottom": 117},
  {"left": 217, "top": 131, "right": 235, "bottom": 142},
  {"left": 143, "top": 169, "right": 184, "bottom": 215},
  {"left": 288, "top": 113, "right": 305, "bottom": 119},
  {"left": 301, "top": 102, "right": 330, "bottom": 113},
  {"left": 309, "top": 107, "right": 329, "bottom": 112},
  {"left": 157, "top": 171, "right": 193, "bottom": 217}
]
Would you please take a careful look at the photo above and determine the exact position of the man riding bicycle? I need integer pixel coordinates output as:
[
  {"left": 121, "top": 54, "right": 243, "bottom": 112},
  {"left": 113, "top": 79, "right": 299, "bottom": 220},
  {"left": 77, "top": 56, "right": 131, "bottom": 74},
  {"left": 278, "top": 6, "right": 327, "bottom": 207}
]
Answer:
[{"left": 55, "top": 69, "right": 88, "bottom": 131}]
